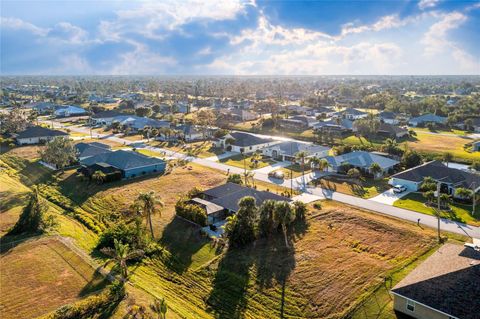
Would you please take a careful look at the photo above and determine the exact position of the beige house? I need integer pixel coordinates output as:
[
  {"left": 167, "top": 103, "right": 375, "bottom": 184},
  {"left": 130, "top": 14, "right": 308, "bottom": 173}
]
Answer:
[{"left": 391, "top": 243, "right": 479, "bottom": 319}]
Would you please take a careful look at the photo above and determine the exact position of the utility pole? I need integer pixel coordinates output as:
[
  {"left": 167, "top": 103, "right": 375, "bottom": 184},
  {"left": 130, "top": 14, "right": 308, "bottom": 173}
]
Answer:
[
  {"left": 290, "top": 142, "right": 293, "bottom": 196},
  {"left": 436, "top": 181, "right": 441, "bottom": 243},
  {"left": 472, "top": 182, "right": 476, "bottom": 217}
]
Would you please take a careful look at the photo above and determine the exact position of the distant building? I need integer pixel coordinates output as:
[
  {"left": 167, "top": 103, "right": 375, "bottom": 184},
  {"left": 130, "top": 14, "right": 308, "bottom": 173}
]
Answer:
[
  {"left": 324, "top": 151, "right": 399, "bottom": 177},
  {"left": 391, "top": 243, "right": 479, "bottom": 319},
  {"left": 90, "top": 110, "right": 124, "bottom": 126},
  {"left": 378, "top": 111, "right": 399, "bottom": 125},
  {"left": 54, "top": 105, "right": 87, "bottom": 117},
  {"left": 79, "top": 150, "right": 166, "bottom": 180},
  {"left": 14, "top": 126, "right": 68, "bottom": 145},
  {"left": 229, "top": 109, "right": 259, "bottom": 121},
  {"left": 334, "top": 108, "right": 368, "bottom": 120},
  {"left": 473, "top": 141, "right": 480, "bottom": 152},
  {"left": 112, "top": 115, "right": 170, "bottom": 132},
  {"left": 408, "top": 114, "right": 447, "bottom": 127},
  {"left": 376, "top": 122, "right": 409, "bottom": 139},
  {"left": 263, "top": 141, "right": 330, "bottom": 162},
  {"left": 214, "top": 131, "right": 279, "bottom": 153}
]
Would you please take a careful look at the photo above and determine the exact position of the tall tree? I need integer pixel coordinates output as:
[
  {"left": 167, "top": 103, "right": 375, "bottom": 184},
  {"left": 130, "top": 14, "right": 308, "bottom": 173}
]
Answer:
[
  {"left": 134, "top": 191, "right": 163, "bottom": 239},
  {"left": 369, "top": 162, "right": 382, "bottom": 179},
  {"left": 101, "top": 239, "right": 144, "bottom": 280},
  {"left": 442, "top": 152, "right": 453, "bottom": 167},
  {"left": 295, "top": 151, "right": 308, "bottom": 188},
  {"left": 258, "top": 200, "right": 276, "bottom": 237},
  {"left": 38, "top": 136, "right": 77, "bottom": 173},
  {"left": 273, "top": 201, "right": 296, "bottom": 248},
  {"left": 224, "top": 196, "right": 257, "bottom": 247}
]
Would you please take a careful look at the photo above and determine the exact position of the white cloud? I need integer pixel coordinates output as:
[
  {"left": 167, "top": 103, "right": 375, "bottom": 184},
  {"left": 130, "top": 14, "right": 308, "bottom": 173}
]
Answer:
[
  {"left": 418, "top": 0, "right": 439, "bottom": 10},
  {"left": 340, "top": 14, "right": 415, "bottom": 37},
  {"left": 422, "top": 12, "right": 467, "bottom": 55},
  {"left": 0, "top": 17, "right": 49, "bottom": 36},
  {"left": 47, "top": 22, "right": 88, "bottom": 44}
]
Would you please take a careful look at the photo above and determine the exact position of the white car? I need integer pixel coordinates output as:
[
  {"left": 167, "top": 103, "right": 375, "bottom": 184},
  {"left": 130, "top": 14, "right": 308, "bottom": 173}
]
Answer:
[{"left": 392, "top": 185, "right": 407, "bottom": 193}]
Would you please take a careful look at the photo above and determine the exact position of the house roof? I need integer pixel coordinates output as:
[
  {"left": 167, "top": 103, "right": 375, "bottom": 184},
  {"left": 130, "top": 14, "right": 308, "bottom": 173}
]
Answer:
[
  {"left": 266, "top": 141, "right": 330, "bottom": 157},
  {"left": 113, "top": 115, "right": 170, "bottom": 129},
  {"left": 190, "top": 198, "right": 224, "bottom": 215},
  {"left": 75, "top": 142, "right": 112, "bottom": 159},
  {"left": 409, "top": 113, "right": 447, "bottom": 124},
  {"left": 80, "top": 150, "right": 165, "bottom": 170},
  {"left": 204, "top": 183, "right": 290, "bottom": 213},
  {"left": 325, "top": 151, "right": 399, "bottom": 170},
  {"left": 314, "top": 118, "right": 354, "bottom": 130},
  {"left": 391, "top": 244, "right": 480, "bottom": 319},
  {"left": 391, "top": 160, "right": 480, "bottom": 188},
  {"left": 15, "top": 126, "right": 68, "bottom": 139},
  {"left": 377, "top": 122, "right": 408, "bottom": 135},
  {"left": 378, "top": 111, "right": 397, "bottom": 119},
  {"left": 228, "top": 132, "right": 275, "bottom": 147},
  {"left": 341, "top": 108, "right": 367, "bottom": 116},
  {"left": 92, "top": 110, "right": 123, "bottom": 118},
  {"left": 55, "top": 105, "right": 87, "bottom": 114}
]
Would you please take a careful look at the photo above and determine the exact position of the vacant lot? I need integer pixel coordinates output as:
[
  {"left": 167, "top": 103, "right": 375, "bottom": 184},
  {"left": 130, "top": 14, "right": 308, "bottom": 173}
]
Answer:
[
  {"left": 0, "top": 237, "right": 107, "bottom": 319},
  {"left": 126, "top": 201, "right": 436, "bottom": 319},
  {"left": 220, "top": 153, "right": 275, "bottom": 169},
  {"left": 313, "top": 176, "right": 390, "bottom": 199},
  {"left": 394, "top": 192, "right": 480, "bottom": 226}
]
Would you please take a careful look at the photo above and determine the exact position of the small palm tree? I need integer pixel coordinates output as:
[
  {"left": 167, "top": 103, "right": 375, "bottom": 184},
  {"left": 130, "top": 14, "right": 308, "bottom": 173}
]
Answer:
[
  {"left": 443, "top": 152, "right": 453, "bottom": 167},
  {"left": 273, "top": 201, "right": 296, "bottom": 248},
  {"left": 134, "top": 191, "right": 163, "bottom": 239},
  {"left": 423, "top": 190, "right": 435, "bottom": 205},
  {"left": 295, "top": 151, "right": 308, "bottom": 188},
  {"left": 101, "top": 239, "right": 144, "bottom": 280},
  {"left": 92, "top": 170, "right": 106, "bottom": 185},
  {"left": 369, "top": 163, "right": 382, "bottom": 179},
  {"left": 440, "top": 193, "right": 452, "bottom": 210},
  {"left": 308, "top": 156, "right": 320, "bottom": 170},
  {"left": 318, "top": 158, "right": 330, "bottom": 172},
  {"left": 455, "top": 187, "right": 473, "bottom": 201},
  {"left": 151, "top": 297, "right": 168, "bottom": 319}
]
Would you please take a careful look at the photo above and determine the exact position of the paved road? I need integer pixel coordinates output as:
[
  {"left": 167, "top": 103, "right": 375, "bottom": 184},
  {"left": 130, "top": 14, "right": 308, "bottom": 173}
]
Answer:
[{"left": 47, "top": 121, "right": 480, "bottom": 238}]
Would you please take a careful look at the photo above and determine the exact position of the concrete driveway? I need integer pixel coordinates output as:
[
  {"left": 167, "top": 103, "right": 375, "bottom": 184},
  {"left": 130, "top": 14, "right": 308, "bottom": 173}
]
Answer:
[
  {"left": 253, "top": 161, "right": 290, "bottom": 174},
  {"left": 369, "top": 189, "right": 411, "bottom": 205}
]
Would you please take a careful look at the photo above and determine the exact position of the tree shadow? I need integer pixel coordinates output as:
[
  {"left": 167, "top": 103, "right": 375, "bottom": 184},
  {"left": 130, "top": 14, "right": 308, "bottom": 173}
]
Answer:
[
  {"left": 160, "top": 217, "right": 211, "bottom": 274},
  {"left": 78, "top": 270, "right": 110, "bottom": 296},
  {"left": 0, "top": 191, "right": 29, "bottom": 211}
]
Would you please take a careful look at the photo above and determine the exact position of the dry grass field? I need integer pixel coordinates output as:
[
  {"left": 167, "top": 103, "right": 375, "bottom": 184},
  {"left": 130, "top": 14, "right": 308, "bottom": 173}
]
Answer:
[{"left": 0, "top": 237, "right": 107, "bottom": 319}]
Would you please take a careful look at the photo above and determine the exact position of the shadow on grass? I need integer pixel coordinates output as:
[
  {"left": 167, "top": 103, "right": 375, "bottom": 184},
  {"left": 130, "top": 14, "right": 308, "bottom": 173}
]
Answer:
[
  {"left": 79, "top": 271, "right": 110, "bottom": 296},
  {"left": 0, "top": 191, "right": 29, "bottom": 211},
  {"left": 160, "top": 217, "right": 211, "bottom": 274}
]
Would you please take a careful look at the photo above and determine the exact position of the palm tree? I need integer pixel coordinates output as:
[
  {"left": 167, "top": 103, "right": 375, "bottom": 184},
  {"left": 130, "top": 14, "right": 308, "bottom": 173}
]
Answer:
[
  {"left": 423, "top": 190, "right": 435, "bottom": 205},
  {"left": 92, "top": 170, "right": 106, "bottom": 185},
  {"left": 443, "top": 152, "right": 453, "bottom": 167},
  {"left": 250, "top": 152, "right": 262, "bottom": 169},
  {"left": 134, "top": 191, "right": 163, "bottom": 239},
  {"left": 369, "top": 162, "right": 382, "bottom": 179},
  {"left": 101, "top": 239, "right": 144, "bottom": 280},
  {"left": 308, "top": 156, "right": 320, "bottom": 171},
  {"left": 440, "top": 193, "right": 452, "bottom": 210},
  {"left": 455, "top": 187, "right": 473, "bottom": 201},
  {"left": 318, "top": 158, "right": 330, "bottom": 172},
  {"left": 151, "top": 297, "right": 168, "bottom": 319},
  {"left": 273, "top": 201, "right": 296, "bottom": 248},
  {"left": 295, "top": 151, "right": 308, "bottom": 188}
]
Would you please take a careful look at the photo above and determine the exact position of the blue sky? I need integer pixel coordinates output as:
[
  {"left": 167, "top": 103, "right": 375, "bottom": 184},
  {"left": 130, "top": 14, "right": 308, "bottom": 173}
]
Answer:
[{"left": 1, "top": 0, "right": 479, "bottom": 75}]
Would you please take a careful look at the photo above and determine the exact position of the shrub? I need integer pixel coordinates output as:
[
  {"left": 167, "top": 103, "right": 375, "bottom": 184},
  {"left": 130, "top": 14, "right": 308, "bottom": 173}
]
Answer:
[
  {"left": 313, "top": 202, "right": 322, "bottom": 210},
  {"left": 175, "top": 199, "right": 207, "bottom": 226},
  {"left": 97, "top": 222, "right": 137, "bottom": 249},
  {"left": 227, "top": 173, "right": 243, "bottom": 185},
  {"left": 293, "top": 201, "right": 307, "bottom": 221}
]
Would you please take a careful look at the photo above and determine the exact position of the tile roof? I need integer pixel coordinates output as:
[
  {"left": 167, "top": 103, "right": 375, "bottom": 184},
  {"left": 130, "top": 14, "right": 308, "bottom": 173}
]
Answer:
[
  {"left": 80, "top": 150, "right": 165, "bottom": 170},
  {"left": 391, "top": 160, "right": 480, "bottom": 188},
  {"left": 391, "top": 244, "right": 480, "bottom": 319},
  {"left": 15, "top": 126, "right": 68, "bottom": 139}
]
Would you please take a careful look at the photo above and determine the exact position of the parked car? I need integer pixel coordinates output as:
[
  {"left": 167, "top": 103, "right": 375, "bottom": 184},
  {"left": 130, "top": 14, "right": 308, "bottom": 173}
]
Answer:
[
  {"left": 392, "top": 185, "right": 407, "bottom": 193},
  {"left": 268, "top": 170, "right": 285, "bottom": 179}
]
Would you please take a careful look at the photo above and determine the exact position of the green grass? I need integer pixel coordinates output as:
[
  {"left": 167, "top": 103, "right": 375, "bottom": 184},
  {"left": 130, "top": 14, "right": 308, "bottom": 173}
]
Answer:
[
  {"left": 219, "top": 153, "right": 275, "bottom": 169},
  {"left": 393, "top": 192, "right": 480, "bottom": 226},
  {"left": 276, "top": 164, "right": 312, "bottom": 178},
  {"left": 314, "top": 176, "right": 390, "bottom": 199}
]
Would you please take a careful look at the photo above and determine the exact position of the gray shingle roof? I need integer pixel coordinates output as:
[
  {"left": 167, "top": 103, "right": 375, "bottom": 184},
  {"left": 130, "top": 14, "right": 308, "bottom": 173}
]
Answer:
[
  {"left": 266, "top": 141, "right": 330, "bottom": 157},
  {"left": 391, "top": 244, "right": 480, "bottom": 319},
  {"left": 15, "top": 126, "right": 68, "bottom": 139},
  {"left": 409, "top": 113, "right": 447, "bottom": 124},
  {"left": 229, "top": 132, "right": 275, "bottom": 147},
  {"left": 80, "top": 150, "right": 165, "bottom": 170},
  {"left": 325, "top": 151, "right": 399, "bottom": 170},
  {"left": 75, "top": 142, "right": 112, "bottom": 159},
  {"left": 391, "top": 160, "right": 480, "bottom": 187}
]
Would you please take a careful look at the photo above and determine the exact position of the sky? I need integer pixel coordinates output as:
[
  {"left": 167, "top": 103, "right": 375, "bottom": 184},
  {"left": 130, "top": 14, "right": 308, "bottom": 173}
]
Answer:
[{"left": 1, "top": 0, "right": 479, "bottom": 75}]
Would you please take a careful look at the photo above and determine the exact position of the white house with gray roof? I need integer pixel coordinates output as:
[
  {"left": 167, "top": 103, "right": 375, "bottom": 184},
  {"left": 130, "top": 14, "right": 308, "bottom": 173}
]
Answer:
[
  {"left": 214, "top": 131, "right": 280, "bottom": 154},
  {"left": 324, "top": 151, "right": 399, "bottom": 177},
  {"left": 262, "top": 141, "right": 330, "bottom": 162}
]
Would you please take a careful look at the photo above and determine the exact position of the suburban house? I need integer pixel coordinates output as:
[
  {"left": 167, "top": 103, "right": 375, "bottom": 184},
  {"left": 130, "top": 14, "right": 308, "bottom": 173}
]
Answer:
[
  {"left": 28, "top": 102, "right": 58, "bottom": 114},
  {"left": 378, "top": 111, "right": 399, "bottom": 125},
  {"left": 193, "top": 183, "right": 291, "bottom": 225},
  {"left": 90, "top": 110, "right": 124, "bottom": 126},
  {"left": 112, "top": 115, "right": 171, "bottom": 132},
  {"left": 262, "top": 141, "right": 330, "bottom": 162},
  {"left": 54, "top": 105, "right": 87, "bottom": 117},
  {"left": 14, "top": 126, "right": 68, "bottom": 145},
  {"left": 456, "top": 118, "right": 480, "bottom": 132},
  {"left": 75, "top": 142, "right": 112, "bottom": 161},
  {"left": 324, "top": 151, "right": 399, "bottom": 177},
  {"left": 313, "top": 118, "right": 354, "bottom": 134},
  {"left": 229, "top": 109, "right": 259, "bottom": 121},
  {"left": 376, "top": 122, "right": 409, "bottom": 139},
  {"left": 175, "top": 124, "right": 217, "bottom": 141},
  {"left": 389, "top": 160, "right": 480, "bottom": 194},
  {"left": 391, "top": 243, "right": 479, "bottom": 319},
  {"left": 79, "top": 150, "right": 166, "bottom": 180},
  {"left": 214, "top": 131, "right": 280, "bottom": 153},
  {"left": 286, "top": 104, "right": 309, "bottom": 115},
  {"left": 408, "top": 114, "right": 447, "bottom": 127},
  {"left": 473, "top": 140, "right": 480, "bottom": 152},
  {"left": 335, "top": 108, "right": 368, "bottom": 120},
  {"left": 306, "top": 106, "right": 336, "bottom": 118}
]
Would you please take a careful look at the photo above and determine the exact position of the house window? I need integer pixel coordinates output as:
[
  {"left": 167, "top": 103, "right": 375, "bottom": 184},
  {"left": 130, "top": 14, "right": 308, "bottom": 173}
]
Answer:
[{"left": 406, "top": 299, "right": 415, "bottom": 312}]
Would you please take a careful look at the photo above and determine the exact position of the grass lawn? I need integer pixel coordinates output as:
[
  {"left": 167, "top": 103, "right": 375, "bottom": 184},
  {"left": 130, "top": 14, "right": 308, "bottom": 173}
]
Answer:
[
  {"left": 411, "top": 127, "right": 468, "bottom": 136},
  {"left": 148, "top": 140, "right": 224, "bottom": 158},
  {"left": 393, "top": 192, "right": 480, "bottom": 226},
  {"left": 219, "top": 153, "right": 275, "bottom": 169},
  {"left": 125, "top": 201, "right": 437, "bottom": 319},
  {"left": 0, "top": 145, "right": 44, "bottom": 159},
  {"left": 275, "top": 163, "right": 312, "bottom": 178},
  {"left": 314, "top": 176, "right": 390, "bottom": 199},
  {"left": 0, "top": 237, "right": 108, "bottom": 319}
]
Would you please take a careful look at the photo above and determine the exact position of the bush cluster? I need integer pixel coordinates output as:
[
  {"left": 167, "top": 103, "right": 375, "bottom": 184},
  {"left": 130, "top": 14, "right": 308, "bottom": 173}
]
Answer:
[{"left": 175, "top": 200, "right": 207, "bottom": 226}]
